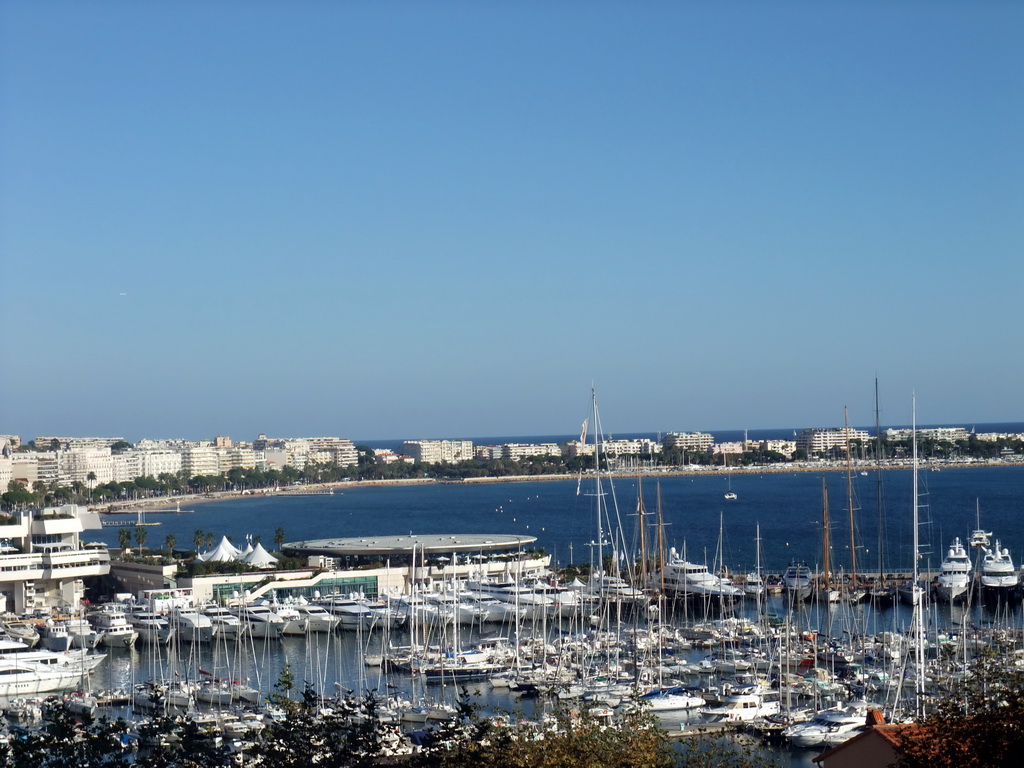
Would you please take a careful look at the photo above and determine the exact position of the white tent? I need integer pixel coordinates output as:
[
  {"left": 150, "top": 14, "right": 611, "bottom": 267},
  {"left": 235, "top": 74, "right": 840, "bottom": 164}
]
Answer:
[
  {"left": 199, "top": 535, "right": 245, "bottom": 563},
  {"left": 243, "top": 541, "right": 279, "bottom": 570}
]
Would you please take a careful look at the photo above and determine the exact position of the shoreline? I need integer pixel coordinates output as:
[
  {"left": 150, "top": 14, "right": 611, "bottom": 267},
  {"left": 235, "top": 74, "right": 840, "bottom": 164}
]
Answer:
[{"left": 90, "top": 459, "right": 1021, "bottom": 516}]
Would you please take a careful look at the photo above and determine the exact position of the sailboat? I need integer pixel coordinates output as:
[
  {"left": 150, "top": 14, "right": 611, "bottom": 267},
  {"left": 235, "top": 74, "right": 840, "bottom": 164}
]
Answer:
[{"left": 723, "top": 453, "right": 737, "bottom": 500}]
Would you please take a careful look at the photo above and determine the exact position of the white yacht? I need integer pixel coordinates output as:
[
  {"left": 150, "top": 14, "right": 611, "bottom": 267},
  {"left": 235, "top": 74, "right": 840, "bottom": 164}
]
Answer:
[
  {"left": 701, "top": 686, "right": 781, "bottom": 722},
  {"left": 653, "top": 549, "right": 741, "bottom": 600},
  {"left": 88, "top": 605, "right": 139, "bottom": 648},
  {"left": 782, "top": 701, "right": 870, "bottom": 748},
  {"left": 232, "top": 604, "right": 285, "bottom": 639},
  {"left": 170, "top": 608, "right": 216, "bottom": 643},
  {"left": 202, "top": 605, "right": 244, "bottom": 640},
  {"left": 782, "top": 562, "right": 813, "bottom": 602},
  {"left": 0, "top": 660, "right": 88, "bottom": 697},
  {"left": 294, "top": 603, "right": 340, "bottom": 633},
  {"left": 980, "top": 539, "right": 1019, "bottom": 602},
  {"left": 935, "top": 537, "right": 972, "bottom": 603},
  {"left": 129, "top": 609, "right": 175, "bottom": 645}
]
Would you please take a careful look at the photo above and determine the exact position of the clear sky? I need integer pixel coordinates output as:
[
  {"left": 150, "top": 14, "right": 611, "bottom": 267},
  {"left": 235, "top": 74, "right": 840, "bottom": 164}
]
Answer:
[{"left": 1, "top": 1, "right": 1021, "bottom": 443}]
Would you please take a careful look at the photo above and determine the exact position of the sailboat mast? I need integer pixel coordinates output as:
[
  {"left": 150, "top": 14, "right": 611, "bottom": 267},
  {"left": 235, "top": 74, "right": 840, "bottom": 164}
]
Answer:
[
  {"left": 912, "top": 394, "right": 926, "bottom": 718},
  {"left": 874, "top": 378, "right": 885, "bottom": 590},
  {"left": 844, "top": 407, "right": 858, "bottom": 589},
  {"left": 591, "top": 389, "right": 604, "bottom": 580},
  {"left": 822, "top": 477, "right": 831, "bottom": 596}
]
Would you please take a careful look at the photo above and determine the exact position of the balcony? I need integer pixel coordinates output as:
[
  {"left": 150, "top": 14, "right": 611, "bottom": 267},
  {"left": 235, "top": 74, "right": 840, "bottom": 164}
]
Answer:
[{"left": 31, "top": 517, "right": 83, "bottom": 536}]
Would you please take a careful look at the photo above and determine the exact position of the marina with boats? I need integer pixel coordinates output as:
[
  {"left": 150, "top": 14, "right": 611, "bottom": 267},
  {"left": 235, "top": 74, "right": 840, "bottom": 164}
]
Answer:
[{"left": 0, "top": 424, "right": 1021, "bottom": 763}]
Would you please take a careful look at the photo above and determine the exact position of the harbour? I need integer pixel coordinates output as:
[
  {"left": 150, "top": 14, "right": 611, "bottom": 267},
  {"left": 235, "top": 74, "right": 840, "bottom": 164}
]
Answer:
[{"left": 0, "top": 463, "right": 1021, "bottom": 764}]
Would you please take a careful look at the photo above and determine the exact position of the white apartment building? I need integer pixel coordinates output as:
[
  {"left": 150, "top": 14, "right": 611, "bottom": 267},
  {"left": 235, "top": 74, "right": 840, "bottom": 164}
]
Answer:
[
  {"left": 217, "top": 447, "right": 260, "bottom": 472},
  {"left": 34, "top": 436, "right": 125, "bottom": 451},
  {"left": 59, "top": 448, "right": 115, "bottom": 485},
  {"left": 401, "top": 440, "right": 474, "bottom": 464},
  {"left": 883, "top": 427, "right": 971, "bottom": 442},
  {"left": 501, "top": 443, "right": 563, "bottom": 461},
  {"left": 602, "top": 438, "right": 662, "bottom": 456},
  {"left": 761, "top": 440, "right": 797, "bottom": 458},
  {"left": 372, "top": 449, "right": 413, "bottom": 465},
  {"left": 181, "top": 446, "right": 221, "bottom": 477},
  {"left": 0, "top": 504, "right": 110, "bottom": 613},
  {"left": 11, "top": 452, "right": 60, "bottom": 486},
  {"left": 662, "top": 432, "right": 715, "bottom": 452},
  {"left": 304, "top": 438, "right": 358, "bottom": 468},
  {"left": 796, "top": 427, "right": 872, "bottom": 455},
  {"left": 136, "top": 449, "right": 184, "bottom": 478}
]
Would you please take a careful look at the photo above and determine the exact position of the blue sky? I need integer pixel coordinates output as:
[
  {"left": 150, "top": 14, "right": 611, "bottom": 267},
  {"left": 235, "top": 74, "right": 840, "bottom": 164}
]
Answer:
[{"left": 2, "top": 1, "right": 1022, "bottom": 442}]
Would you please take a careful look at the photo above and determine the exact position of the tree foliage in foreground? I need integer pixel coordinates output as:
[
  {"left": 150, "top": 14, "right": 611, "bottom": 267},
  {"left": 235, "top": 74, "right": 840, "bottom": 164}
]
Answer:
[
  {"left": 0, "top": 687, "right": 776, "bottom": 768},
  {"left": 897, "top": 650, "right": 1024, "bottom": 768}
]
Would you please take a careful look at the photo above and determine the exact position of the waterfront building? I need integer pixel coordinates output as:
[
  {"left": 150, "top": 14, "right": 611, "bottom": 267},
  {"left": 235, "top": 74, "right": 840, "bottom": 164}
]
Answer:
[
  {"left": 501, "top": 443, "right": 562, "bottom": 461},
  {"left": 59, "top": 448, "right": 115, "bottom": 486},
  {"left": 10, "top": 452, "right": 59, "bottom": 486},
  {"left": 217, "top": 446, "right": 260, "bottom": 472},
  {"left": 34, "top": 436, "right": 125, "bottom": 451},
  {"left": 796, "top": 427, "right": 871, "bottom": 455},
  {"left": 181, "top": 446, "right": 221, "bottom": 477},
  {"left": 371, "top": 448, "right": 413, "bottom": 464},
  {"left": 760, "top": 439, "right": 797, "bottom": 458},
  {"left": 0, "top": 503, "right": 109, "bottom": 613},
  {"left": 883, "top": 426, "right": 971, "bottom": 442},
  {"left": 662, "top": 432, "right": 715, "bottom": 452},
  {"left": 714, "top": 441, "right": 746, "bottom": 456},
  {"left": 134, "top": 448, "right": 184, "bottom": 478},
  {"left": 401, "top": 440, "right": 474, "bottom": 464},
  {"left": 109, "top": 533, "right": 547, "bottom": 606}
]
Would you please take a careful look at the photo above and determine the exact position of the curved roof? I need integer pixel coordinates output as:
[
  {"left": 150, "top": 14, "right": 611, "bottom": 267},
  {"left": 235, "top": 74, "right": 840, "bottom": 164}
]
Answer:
[{"left": 283, "top": 533, "right": 537, "bottom": 557}]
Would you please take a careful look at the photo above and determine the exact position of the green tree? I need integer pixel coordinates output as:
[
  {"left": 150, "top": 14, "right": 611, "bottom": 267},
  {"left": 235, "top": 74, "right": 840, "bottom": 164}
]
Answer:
[
  {"left": 135, "top": 525, "right": 148, "bottom": 552},
  {"left": 897, "top": 650, "right": 1024, "bottom": 768},
  {"left": 118, "top": 527, "right": 132, "bottom": 551},
  {"left": 164, "top": 533, "right": 177, "bottom": 554},
  {"left": 275, "top": 526, "right": 286, "bottom": 552},
  {"left": 193, "top": 529, "right": 205, "bottom": 552}
]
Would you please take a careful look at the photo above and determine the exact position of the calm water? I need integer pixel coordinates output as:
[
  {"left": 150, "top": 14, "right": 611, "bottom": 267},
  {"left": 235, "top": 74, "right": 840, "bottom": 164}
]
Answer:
[
  {"left": 99, "top": 465, "right": 1024, "bottom": 577},
  {"left": 78, "top": 465, "right": 1021, "bottom": 767}
]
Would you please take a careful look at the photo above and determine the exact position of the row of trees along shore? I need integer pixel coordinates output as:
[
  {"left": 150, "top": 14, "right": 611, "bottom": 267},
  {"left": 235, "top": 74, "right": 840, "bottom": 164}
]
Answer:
[{"left": 4, "top": 432, "right": 1023, "bottom": 512}]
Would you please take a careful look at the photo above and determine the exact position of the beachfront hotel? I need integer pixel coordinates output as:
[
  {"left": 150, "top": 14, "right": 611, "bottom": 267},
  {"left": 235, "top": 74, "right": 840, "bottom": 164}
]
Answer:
[{"left": 0, "top": 503, "right": 109, "bottom": 613}]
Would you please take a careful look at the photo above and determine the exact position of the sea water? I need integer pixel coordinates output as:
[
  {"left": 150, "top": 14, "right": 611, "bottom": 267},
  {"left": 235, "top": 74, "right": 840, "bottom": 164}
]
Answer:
[{"left": 98, "top": 465, "right": 1024, "bottom": 577}]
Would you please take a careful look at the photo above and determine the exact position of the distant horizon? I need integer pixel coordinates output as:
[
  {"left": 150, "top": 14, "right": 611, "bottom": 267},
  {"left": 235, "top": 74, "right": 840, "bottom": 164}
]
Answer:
[
  {"left": 7, "top": 419, "right": 1022, "bottom": 449},
  {"left": 2, "top": 4, "right": 1021, "bottom": 444}
]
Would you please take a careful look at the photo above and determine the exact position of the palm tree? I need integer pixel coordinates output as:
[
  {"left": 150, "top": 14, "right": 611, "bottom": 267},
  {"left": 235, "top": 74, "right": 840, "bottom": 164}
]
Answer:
[
  {"left": 134, "top": 525, "right": 148, "bottom": 553},
  {"left": 86, "top": 472, "right": 97, "bottom": 497},
  {"left": 164, "top": 533, "right": 176, "bottom": 554},
  {"left": 274, "top": 527, "right": 286, "bottom": 552},
  {"left": 118, "top": 527, "right": 132, "bottom": 551},
  {"left": 193, "top": 529, "right": 205, "bottom": 552}
]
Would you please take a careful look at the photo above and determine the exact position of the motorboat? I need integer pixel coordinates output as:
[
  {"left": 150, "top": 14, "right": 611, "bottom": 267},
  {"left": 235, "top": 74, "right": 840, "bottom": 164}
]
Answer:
[
  {"left": 88, "top": 605, "right": 139, "bottom": 648},
  {"left": 980, "top": 539, "right": 1019, "bottom": 602},
  {"left": 782, "top": 562, "right": 813, "bottom": 602},
  {"left": 0, "top": 660, "right": 87, "bottom": 697},
  {"left": 701, "top": 686, "right": 781, "bottom": 722},
  {"left": 128, "top": 609, "right": 175, "bottom": 645},
  {"left": 634, "top": 686, "right": 706, "bottom": 711},
  {"left": 169, "top": 608, "right": 216, "bottom": 643},
  {"left": 232, "top": 604, "right": 285, "bottom": 639},
  {"left": 935, "top": 537, "right": 972, "bottom": 603},
  {"left": 201, "top": 605, "right": 244, "bottom": 640},
  {"left": 782, "top": 701, "right": 870, "bottom": 748},
  {"left": 653, "top": 549, "right": 741, "bottom": 600}
]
